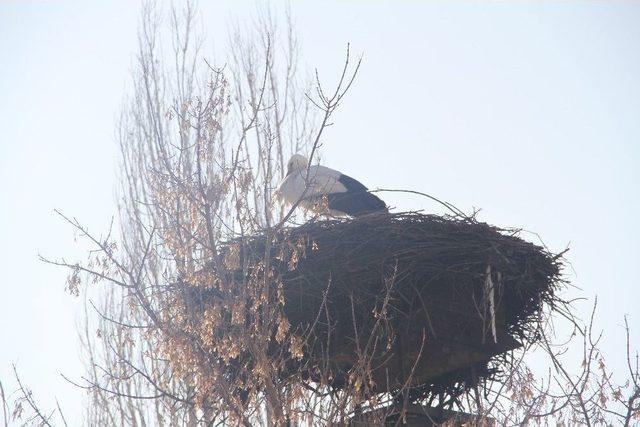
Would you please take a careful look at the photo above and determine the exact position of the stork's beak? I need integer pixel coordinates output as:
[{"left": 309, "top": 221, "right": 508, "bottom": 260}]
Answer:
[{"left": 274, "top": 180, "right": 284, "bottom": 200}]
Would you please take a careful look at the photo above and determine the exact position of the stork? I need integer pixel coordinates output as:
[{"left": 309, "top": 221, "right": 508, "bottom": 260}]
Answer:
[{"left": 276, "top": 154, "right": 387, "bottom": 217}]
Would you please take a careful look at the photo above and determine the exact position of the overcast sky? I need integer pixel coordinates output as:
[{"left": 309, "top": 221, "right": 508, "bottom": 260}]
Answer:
[{"left": 1, "top": 1, "right": 639, "bottom": 423}]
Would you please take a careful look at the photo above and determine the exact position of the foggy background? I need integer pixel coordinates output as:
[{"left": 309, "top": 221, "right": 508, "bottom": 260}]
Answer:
[{"left": 1, "top": 1, "right": 638, "bottom": 423}]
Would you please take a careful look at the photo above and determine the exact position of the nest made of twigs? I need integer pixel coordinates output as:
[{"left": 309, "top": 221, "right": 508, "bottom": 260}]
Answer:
[{"left": 176, "top": 212, "right": 564, "bottom": 406}]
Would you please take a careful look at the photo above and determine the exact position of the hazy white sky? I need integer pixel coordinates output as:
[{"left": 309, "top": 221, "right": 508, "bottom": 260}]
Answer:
[{"left": 1, "top": 1, "right": 639, "bottom": 423}]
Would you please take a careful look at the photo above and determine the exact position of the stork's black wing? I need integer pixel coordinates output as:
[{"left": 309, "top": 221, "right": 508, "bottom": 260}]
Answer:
[{"left": 326, "top": 174, "right": 387, "bottom": 217}]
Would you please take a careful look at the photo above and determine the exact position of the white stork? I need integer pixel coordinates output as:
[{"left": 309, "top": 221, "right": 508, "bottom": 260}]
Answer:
[{"left": 276, "top": 154, "right": 387, "bottom": 217}]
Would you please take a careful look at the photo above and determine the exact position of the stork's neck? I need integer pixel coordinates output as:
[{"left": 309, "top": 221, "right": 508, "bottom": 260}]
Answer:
[{"left": 288, "top": 165, "right": 306, "bottom": 177}]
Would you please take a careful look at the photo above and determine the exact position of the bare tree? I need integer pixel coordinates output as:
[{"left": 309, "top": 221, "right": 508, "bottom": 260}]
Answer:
[{"left": 40, "top": 2, "right": 367, "bottom": 425}]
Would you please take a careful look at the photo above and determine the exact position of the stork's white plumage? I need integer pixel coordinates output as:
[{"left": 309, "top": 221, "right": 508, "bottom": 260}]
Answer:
[{"left": 276, "top": 154, "right": 387, "bottom": 217}]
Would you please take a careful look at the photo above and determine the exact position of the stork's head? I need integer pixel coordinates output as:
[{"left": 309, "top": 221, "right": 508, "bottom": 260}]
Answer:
[{"left": 285, "top": 154, "right": 308, "bottom": 176}]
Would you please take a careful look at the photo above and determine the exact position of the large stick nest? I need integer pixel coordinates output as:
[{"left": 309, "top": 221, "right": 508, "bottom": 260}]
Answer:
[{"left": 177, "top": 212, "right": 564, "bottom": 405}]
